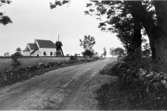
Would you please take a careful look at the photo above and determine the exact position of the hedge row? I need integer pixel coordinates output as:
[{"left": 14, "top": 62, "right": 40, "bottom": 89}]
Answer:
[
  {"left": 0, "top": 58, "right": 96, "bottom": 87},
  {"left": 105, "top": 58, "right": 167, "bottom": 108}
]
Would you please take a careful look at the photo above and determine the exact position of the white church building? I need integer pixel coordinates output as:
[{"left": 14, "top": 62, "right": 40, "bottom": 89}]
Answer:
[{"left": 23, "top": 39, "right": 57, "bottom": 56}]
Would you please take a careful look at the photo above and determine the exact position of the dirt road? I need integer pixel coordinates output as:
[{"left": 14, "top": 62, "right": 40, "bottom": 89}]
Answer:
[{"left": 0, "top": 58, "right": 115, "bottom": 110}]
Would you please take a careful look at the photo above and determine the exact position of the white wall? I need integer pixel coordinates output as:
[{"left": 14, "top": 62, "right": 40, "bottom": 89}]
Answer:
[
  {"left": 22, "top": 51, "right": 30, "bottom": 56},
  {"left": 31, "top": 48, "right": 57, "bottom": 56},
  {"left": 31, "top": 50, "right": 40, "bottom": 56}
]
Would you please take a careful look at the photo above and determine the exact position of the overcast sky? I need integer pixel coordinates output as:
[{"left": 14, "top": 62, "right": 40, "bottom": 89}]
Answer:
[{"left": 0, "top": 0, "right": 122, "bottom": 56}]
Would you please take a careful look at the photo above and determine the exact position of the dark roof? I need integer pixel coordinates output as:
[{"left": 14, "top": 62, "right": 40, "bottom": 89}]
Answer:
[
  {"left": 28, "top": 43, "right": 38, "bottom": 50},
  {"left": 36, "top": 39, "right": 56, "bottom": 48}
]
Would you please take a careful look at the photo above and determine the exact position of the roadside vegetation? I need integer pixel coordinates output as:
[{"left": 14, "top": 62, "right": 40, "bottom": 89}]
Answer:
[
  {"left": 80, "top": 35, "right": 96, "bottom": 58},
  {"left": 83, "top": 0, "right": 167, "bottom": 109},
  {"left": 0, "top": 56, "right": 99, "bottom": 88},
  {"left": 97, "top": 46, "right": 167, "bottom": 109},
  {"left": 11, "top": 47, "right": 23, "bottom": 66},
  {"left": 97, "top": 56, "right": 167, "bottom": 109}
]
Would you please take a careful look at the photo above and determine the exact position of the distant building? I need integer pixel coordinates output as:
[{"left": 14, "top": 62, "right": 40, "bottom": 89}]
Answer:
[
  {"left": 55, "top": 34, "right": 64, "bottom": 57},
  {"left": 55, "top": 40, "right": 64, "bottom": 57},
  {"left": 23, "top": 39, "right": 63, "bottom": 56}
]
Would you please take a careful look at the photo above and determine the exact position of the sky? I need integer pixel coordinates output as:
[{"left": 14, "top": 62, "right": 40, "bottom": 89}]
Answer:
[{"left": 0, "top": 0, "right": 123, "bottom": 56}]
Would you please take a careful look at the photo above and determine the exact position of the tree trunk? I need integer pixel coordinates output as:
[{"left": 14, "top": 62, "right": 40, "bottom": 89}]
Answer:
[
  {"left": 148, "top": 1, "right": 167, "bottom": 72},
  {"left": 125, "top": 1, "right": 167, "bottom": 72},
  {"left": 129, "top": 19, "right": 142, "bottom": 61},
  {"left": 143, "top": 21, "right": 167, "bottom": 72},
  {"left": 127, "top": 2, "right": 142, "bottom": 61},
  {"left": 129, "top": 1, "right": 167, "bottom": 72}
]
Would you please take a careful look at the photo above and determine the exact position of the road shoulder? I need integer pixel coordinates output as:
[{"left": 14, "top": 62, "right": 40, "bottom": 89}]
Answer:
[{"left": 61, "top": 74, "right": 118, "bottom": 110}]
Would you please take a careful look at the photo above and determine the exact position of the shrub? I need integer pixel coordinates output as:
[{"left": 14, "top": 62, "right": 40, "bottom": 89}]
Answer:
[
  {"left": 70, "top": 56, "right": 78, "bottom": 61},
  {"left": 98, "top": 56, "right": 167, "bottom": 109},
  {"left": 11, "top": 52, "right": 23, "bottom": 66},
  {"left": 82, "top": 50, "right": 94, "bottom": 58}
]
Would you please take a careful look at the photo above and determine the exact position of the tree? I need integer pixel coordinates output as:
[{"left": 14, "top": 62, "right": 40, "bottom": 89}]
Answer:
[
  {"left": 0, "top": 0, "right": 12, "bottom": 25},
  {"left": 49, "top": 0, "right": 70, "bottom": 9},
  {"left": 82, "top": 50, "right": 94, "bottom": 58},
  {"left": 146, "top": 1, "right": 167, "bottom": 72},
  {"left": 122, "top": 1, "right": 167, "bottom": 71},
  {"left": 85, "top": 0, "right": 167, "bottom": 72},
  {"left": 50, "top": 0, "right": 146, "bottom": 60},
  {"left": 16, "top": 47, "right": 21, "bottom": 52},
  {"left": 11, "top": 47, "right": 23, "bottom": 66},
  {"left": 11, "top": 52, "right": 23, "bottom": 66},
  {"left": 85, "top": 0, "right": 144, "bottom": 61},
  {"left": 110, "top": 48, "right": 114, "bottom": 56},
  {"left": 103, "top": 48, "right": 107, "bottom": 57},
  {"left": 80, "top": 35, "right": 96, "bottom": 57},
  {"left": 51, "top": 0, "right": 154, "bottom": 63},
  {"left": 113, "top": 47, "right": 125, "bottom": 57}
]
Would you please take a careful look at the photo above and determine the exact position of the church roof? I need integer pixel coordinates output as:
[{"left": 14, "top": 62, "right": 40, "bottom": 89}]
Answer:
[
  {"left": 35, "top": 39, "right": 56, "bottom": 48},
  {"left": 28, "top": 43, "right": 38, "bottom": 50}
]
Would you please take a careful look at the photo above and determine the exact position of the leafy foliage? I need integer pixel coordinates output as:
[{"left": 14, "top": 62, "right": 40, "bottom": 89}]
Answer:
[
  {"left": 100, "top": 55, "right": 167, "bottom": 109},
  {"left": 82, "top": 49, "right": 94, "bottom": 58},
  {"left": 102, "top": 48, "right": 107, "bottom": 57},
  {"left": 16, "top": 47, "right": 21, "bottom": 52},
  {"left": 0, "top": 0, "right": 12, "bottom": 25},
  {"left": 85, "top": 1, "right": 156, "bottom": 59},
  {"left": 11, "top": 52, "right": 23, "bottom": 66},
  {"left": 80, "top": 35, "right": 95, "bottom": 50},
  {"left": 85, "top": 1, "right": 132, "bottom": 47},
  {"left": 80, "top": 35, "right": 96, "bottom": 57},
  {"left": 49, "top": 0, "right": 70, "bottom": 9},
  {"left": 112, "top": 47, "right": 125, "bottom": 56}
]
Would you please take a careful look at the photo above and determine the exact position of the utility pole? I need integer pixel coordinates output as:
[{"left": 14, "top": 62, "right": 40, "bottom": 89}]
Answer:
[{"left": 58, "top": 33, "right": 60, "bottom": 41}]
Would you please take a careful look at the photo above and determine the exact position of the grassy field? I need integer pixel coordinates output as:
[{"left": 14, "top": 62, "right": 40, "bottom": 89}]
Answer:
[
  {"left": 0, "top": 57, "right": 70, "bottom": 73},
  {"left": 0, "top": 56, "right": 98, "bottom": 88}
]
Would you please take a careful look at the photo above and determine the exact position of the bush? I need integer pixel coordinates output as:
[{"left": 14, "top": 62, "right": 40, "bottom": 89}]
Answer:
[
  {"left": 11, "top": 52, "right": 23, "bottom": 66},
  {"left": 0, "top": 56, "right": 95, "bottom": 88},
  {"left": 70, "top": 56, "right": 78, "bottom": 61},
  {"left": 82, "top": 50, "right": 94, "bottom": 57},
  {"left": 102, "top": 56, "right": 167, "bottom": 107}
]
